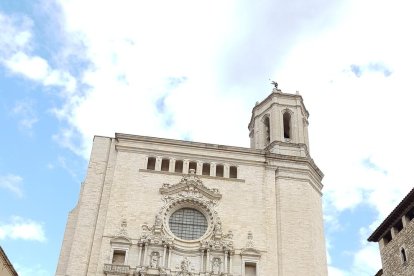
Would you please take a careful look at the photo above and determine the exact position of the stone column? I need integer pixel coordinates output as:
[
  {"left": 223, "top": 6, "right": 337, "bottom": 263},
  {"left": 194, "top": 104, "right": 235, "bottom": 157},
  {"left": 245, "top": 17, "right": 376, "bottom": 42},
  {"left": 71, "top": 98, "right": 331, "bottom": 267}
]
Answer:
[
  {"left": 224, "top": 251, "right": 228, "bottom": 273},
  {"left": 200, "top": 249, "right": 204, "bottom": 272},
  {"left": 167, "top": 247, "right": 172, "bottom": 268},
  {"left": 197, "top": 161, "right": 203, "bottom": 175},
  {"left": 163, "top": 245, "right": 167, "bottom": 267},
  {"left": 137, "top": 244, "right": 142, "bottom": 266},
  {"left": 206, "top": 249, "right": 210, "bottom": 272},
  {"left": 210, "top": 163, "right": 216, "bottom": 177},
  {"left": 155, "top": 156, "right": 162, "bottom": 171},
  {"left": 143, "top": 243, "right": 148, "bottom": 266},
  {"left": 224, "top": 165, "right": 229, "bottom": 178},
  {"left": 183, "top": 159, "right": 189, "bottom": 174},
  {"left": 169, "top": 158, "right": 176, "bottom": 173}
]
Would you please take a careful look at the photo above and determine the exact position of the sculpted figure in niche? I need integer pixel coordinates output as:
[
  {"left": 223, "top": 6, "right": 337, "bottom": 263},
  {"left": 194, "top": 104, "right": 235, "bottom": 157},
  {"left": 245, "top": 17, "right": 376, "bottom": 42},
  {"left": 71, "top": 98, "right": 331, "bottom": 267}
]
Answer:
[
  {"left": 181, "top": 257, "right": 190, "bottom": 272},
  {"left": 212, "top": 258, "right": 220, "bottom": 274},
  {"left": 150, "top": 253, "right": 159, "bottom": 268}
]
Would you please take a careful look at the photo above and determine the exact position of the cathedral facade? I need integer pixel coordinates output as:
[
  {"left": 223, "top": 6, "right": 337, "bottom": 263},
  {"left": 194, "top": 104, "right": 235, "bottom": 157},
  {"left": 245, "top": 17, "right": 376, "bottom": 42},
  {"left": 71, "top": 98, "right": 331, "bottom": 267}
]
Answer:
[{"left": 56, "top": 88, "right": 328, "bottom": 276}]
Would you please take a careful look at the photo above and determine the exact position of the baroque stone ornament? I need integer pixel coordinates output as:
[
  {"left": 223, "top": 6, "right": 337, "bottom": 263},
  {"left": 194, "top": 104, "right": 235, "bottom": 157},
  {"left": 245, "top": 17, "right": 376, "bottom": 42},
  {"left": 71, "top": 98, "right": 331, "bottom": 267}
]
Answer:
[
  {"left": 176, "top": 257, "right": 192, "bottom": 276},
  {"left": 157, "top": 170, "right": 224, "bottom": 245},
  {"left": 136, "top": 171, "right": 235, "bottom": 275},
  {"left": 117, "top": 219, "right": 128, "bottom": 237},
  {"left": 138, "top": 217, "right": 174, "bottom": 246},
  {"left": 211, "top": 257, "right": 221, "bottom": 275},
  {"left": 159, "top": 169, "right": 222, "bottom": 202},
  {"left": 240, "top": 231, "right": 261, "bottom": 257}
]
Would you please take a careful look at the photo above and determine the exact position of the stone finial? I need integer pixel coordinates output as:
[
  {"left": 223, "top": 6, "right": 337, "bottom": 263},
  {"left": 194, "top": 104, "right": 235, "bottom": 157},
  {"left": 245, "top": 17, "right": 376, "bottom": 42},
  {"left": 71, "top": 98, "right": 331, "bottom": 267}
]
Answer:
[
  {"left": 117, "top": 219, "right": 128, "bottom": 237},
  {"left": 246, "top": 231, "right": 254, "bottom": 248}
]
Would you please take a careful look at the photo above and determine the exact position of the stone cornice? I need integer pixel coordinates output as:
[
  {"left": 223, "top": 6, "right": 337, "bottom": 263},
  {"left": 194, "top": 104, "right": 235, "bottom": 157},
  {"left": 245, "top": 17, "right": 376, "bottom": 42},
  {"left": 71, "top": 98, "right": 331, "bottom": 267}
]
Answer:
[
  {"left": 114, "top": 133, "right": 323, "bottom": 175},
  {"left": 368, "top": 187, "right": 414, "bottom": 242},
  {"left": 265, "top": 151, "right": 324, "bottom": 181},
  {"left": 116, "top": 133, "right": 259, "bottom": 154}
]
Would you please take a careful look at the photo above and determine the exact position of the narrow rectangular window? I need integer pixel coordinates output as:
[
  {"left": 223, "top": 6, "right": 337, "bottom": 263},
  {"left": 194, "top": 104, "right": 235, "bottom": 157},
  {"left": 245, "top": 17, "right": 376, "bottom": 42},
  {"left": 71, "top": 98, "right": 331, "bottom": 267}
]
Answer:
[
  {"left": 202, "top": 163, "right": 210, "bottom": 175},
  {"left": 175, "top": 160, "right": 183, "bottom": 173},
  {"left": 229, "top": 166, "right": 237, "bottom": 178},
  {"left": 147, "top": 157, "right": 156, "bottom": 170},
  {"left": 161, "top": 158, "right": 170, "bottom": 171},
  {"left": 245, "top": 262, "right": 256, "bottom": 276},
  {"left": 112, "top": 250, "right": 126, "bottom": 265},
  {"left": 216, "top": 164, "right": 224, "bottom": 177},
  {"left": 401, "top": 247, "right": 407, "bottom": 263},
  {"left": 189, "top": 161, "right": 197, "bottom": 172}
]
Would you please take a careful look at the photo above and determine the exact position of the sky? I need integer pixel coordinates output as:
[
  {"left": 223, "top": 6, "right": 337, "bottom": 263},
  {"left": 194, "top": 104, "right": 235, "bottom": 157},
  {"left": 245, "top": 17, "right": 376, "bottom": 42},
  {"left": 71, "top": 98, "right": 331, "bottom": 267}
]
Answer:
[{"left": 0, "top": 0, "right": 414, "bottom": 275}]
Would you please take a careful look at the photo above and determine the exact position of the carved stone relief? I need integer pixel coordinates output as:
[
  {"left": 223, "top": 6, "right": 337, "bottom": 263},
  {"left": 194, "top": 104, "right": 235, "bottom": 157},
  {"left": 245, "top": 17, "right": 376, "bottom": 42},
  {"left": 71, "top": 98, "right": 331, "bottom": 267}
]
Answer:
[{"left": 132, "top": 172, "right": 239, "bottom": 276}]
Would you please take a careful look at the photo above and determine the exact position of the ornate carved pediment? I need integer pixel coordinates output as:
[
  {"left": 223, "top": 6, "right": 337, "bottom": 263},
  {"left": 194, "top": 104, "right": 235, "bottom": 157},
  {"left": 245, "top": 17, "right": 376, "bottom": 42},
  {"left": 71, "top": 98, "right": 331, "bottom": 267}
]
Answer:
[
  {"left": 110, "top": 236, "right": 132, "bottom": 245},
  {"left": 240, "top": 231, "right": 261, "bottom": 257},
  {"left": 159, "top": 169, "right": 222, "bottom": 201},
  {"left": 112, "top": 219, "right": 132, "bottom": 245}
]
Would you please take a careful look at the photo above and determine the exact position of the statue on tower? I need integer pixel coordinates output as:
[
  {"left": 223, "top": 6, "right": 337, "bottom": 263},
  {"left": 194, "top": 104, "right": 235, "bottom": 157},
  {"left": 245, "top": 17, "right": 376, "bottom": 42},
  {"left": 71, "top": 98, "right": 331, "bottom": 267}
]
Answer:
[{"left": 271, "top": 80, "right": 278, "bottom": 89}]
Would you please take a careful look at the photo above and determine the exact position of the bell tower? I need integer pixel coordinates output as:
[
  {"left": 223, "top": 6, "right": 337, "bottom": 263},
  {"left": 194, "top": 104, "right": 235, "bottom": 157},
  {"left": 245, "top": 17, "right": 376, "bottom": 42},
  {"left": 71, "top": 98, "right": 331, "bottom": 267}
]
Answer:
[{"left": 248, "top": 82, "right": 310, "bottom": 157}]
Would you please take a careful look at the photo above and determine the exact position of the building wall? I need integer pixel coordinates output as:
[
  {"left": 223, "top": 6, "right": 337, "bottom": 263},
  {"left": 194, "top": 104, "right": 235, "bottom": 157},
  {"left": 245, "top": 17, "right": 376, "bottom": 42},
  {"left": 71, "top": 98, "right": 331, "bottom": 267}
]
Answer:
[
  {"left": 381, "top": 218, "right": 414, "bottom": 276},
  {"left": 0, "top": 247, "right": 18, "bottom": 276},
  {"left": 57, "top": 134, "right": 327, "bottom": 276}
]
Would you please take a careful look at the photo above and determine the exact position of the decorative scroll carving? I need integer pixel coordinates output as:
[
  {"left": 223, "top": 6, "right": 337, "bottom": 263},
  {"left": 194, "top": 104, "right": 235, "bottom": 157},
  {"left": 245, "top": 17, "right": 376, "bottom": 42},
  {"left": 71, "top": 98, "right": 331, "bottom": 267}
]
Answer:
[
  {"left": 200, "top": 228, "right": 234, "bottom": 251},
  {"left": 160, "top": 169, "right": 222, "bottom": 201},
  {"left": 138, "top": 218, "right": 174, "bottom": 246}
]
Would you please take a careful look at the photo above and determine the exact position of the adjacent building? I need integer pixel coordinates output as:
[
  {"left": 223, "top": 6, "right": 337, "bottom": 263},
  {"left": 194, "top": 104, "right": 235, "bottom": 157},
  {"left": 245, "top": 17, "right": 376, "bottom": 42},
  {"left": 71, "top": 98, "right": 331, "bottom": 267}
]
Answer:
[
  {"left": 368, "top": 188, "right": 414, "bottom": 276},
  {"left": 0, "top": 246, "right": 18, "bottom": 276},
  {"left": 56, "top": 87, "right": 328, "bottom": 276}
]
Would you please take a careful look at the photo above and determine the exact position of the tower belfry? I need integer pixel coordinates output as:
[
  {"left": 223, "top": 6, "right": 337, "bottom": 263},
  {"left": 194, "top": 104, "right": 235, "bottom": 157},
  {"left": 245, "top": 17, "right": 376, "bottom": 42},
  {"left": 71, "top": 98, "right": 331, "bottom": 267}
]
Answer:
[{"left": 248, "top": 84, "right": 310, "bottom": 156}]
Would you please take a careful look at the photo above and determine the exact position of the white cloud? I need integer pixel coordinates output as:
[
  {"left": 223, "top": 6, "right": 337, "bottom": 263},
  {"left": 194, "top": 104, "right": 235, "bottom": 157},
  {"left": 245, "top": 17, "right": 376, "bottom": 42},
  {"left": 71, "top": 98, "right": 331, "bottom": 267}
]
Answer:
[
  {"left": 49, "top": 0, "right": 345, "bottom": 157},
  {"left": 0, "top": 174, "right": 24, "bottom": 198},
  {"left": 0, "top": 11, "right": 76, "bottom": 93},
  {"left": 0, "top": 216, "right": 46, "bottom": 242},
  {"left": 0, "top": 13, "right": 32, "bottom": 55},
  {"left": 12, "top": 99, "right": 38, "bottom": 132},
  {"left": 328, "top": 266, "right": 347, "bottom": 276},
  {"left": 350, "top": 243, "right": 382, "bottom": 275}
]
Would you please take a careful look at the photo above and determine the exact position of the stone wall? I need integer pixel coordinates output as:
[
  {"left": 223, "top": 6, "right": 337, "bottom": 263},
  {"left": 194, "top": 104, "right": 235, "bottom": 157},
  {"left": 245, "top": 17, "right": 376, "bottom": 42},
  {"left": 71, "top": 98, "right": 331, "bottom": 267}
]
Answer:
[
  {"left": 55, "top": 134, "right": 327, "bottom": 276},
  {"left": 381, "top": 218, "right": 414, "bottom": 276}
]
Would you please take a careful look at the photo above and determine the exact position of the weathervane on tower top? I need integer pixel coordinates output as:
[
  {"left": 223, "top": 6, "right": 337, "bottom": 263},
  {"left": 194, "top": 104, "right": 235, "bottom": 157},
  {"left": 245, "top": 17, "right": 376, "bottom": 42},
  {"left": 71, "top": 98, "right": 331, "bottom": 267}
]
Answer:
[{"left": 271, "top": 80, "right": 278, "bottom": 89}]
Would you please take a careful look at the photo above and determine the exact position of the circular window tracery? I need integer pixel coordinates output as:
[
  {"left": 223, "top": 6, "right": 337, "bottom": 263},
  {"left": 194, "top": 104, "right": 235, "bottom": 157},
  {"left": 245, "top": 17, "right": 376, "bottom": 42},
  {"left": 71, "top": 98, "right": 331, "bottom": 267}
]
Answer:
[{"left": 168, "top": 208, "right": 208, "bottom": 240}]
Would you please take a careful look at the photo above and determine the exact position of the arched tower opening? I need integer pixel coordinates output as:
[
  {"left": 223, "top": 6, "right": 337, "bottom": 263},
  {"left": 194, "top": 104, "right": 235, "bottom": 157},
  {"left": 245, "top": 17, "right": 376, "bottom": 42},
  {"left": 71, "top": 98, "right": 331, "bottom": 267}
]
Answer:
[
  {"left": 263, "top": 116, "right": 270, "bottom": 145},
  {"left": 283, "top": 112, "right": 291, "bottom": 139}
]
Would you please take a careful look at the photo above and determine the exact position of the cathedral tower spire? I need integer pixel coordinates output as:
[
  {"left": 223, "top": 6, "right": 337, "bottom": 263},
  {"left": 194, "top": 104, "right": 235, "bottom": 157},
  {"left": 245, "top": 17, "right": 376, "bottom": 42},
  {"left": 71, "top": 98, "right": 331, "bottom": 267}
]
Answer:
[{"left": 248, "top": 83, "right": 310, "bottom": 157}]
